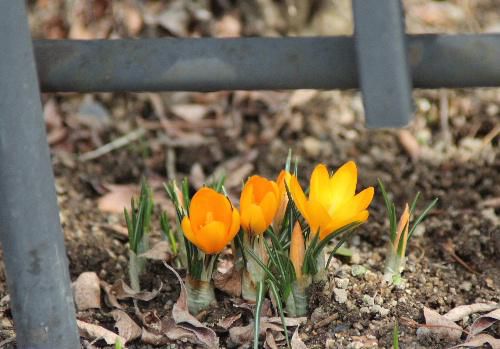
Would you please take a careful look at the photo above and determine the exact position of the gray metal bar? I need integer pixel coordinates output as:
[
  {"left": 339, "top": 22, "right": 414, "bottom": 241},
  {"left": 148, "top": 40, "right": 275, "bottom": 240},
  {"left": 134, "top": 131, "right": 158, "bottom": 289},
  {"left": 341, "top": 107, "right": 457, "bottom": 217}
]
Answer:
[
  {"left": 33, "top": 35, "right": 500, "bottom": 93},
  {"left": 0, "top": 2, "right": 80, "bottom": 348},
  {"left": 353, "top": 0, "right": 413, "bottom": 127}
]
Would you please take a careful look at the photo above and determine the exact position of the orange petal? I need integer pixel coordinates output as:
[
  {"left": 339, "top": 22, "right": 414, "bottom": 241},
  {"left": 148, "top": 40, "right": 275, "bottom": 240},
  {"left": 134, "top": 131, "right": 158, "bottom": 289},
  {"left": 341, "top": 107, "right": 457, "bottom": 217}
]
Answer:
[
  {"left": 246, "top": 204, "right": 268, "bottom": 235},
  {"left": 290, "top": 175, "right": 309, "bottom": 223},
  {"left": 290, "top": 221, "right": 305, "bottom": 278},
  {"left": 329, "top": 161, "right": 357, "bottom": 210},
  {"left": 196, "top": 221, "right": 229, "bottom": 254},
  {"left": 259, "top": 191, "right": 279, "bottom": 227},
  {"left": 240, "top": 183, "right": 254, "bottom": 228},
  {"left": 190, "top": 188, "right": 232, "bottom": 230},
  {"left": 181, "top": 216, "right": 197, "bottom": 246},
  {"left": 322, "top": 210, "right": 369, "bottom": 240},
  {"left": 228, "top": 208, "right": 241, "bottom": 241}
]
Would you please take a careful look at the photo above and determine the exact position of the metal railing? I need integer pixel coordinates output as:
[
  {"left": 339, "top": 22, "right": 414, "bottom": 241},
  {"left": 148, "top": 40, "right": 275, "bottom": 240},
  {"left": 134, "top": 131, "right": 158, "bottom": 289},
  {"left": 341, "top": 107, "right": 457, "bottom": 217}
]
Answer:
[{"left": 1, "top": 0, "right": 499, "bottom": 348}]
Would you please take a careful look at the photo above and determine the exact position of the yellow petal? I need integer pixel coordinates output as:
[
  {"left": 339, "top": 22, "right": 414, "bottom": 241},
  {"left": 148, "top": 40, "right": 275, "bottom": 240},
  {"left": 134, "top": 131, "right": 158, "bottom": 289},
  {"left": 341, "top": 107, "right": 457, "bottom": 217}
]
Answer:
[
  {"left": 181, "top": 216, "right": 197, "bottom": 246},
  {"left": 329, "top": 161, "right": 357, "bottom": 211},
  {"left": 290, "top": 175, "right": 309, "bottom": 223},
  {"left": 305, "top": 200, "right": 332, "bottom": 237},
  {"left": 309, "top": 164, "right": 334, "bottom": 208},
  {"left": 196, "top": 221, "right": 229, "bottom": 254},
  {"left": 322, "top": 210, "right": 369, "bottom": 240},
  {"left": 329, "top": 186, "right": 374, "bottom": 221}
]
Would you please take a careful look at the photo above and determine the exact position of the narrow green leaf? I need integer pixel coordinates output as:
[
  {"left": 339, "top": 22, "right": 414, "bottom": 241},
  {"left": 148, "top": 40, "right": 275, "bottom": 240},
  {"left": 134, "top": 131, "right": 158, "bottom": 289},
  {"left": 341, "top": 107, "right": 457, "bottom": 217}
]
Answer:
[
  {"left": 408, "top": 198, "right": 438, "bottom": 239},
  {"left": 393, "top": 321, "right": 399, "bottom": 349},
  {"left": 253, "top": 281, "right": 266, "bottom": 349},
  {"left": 267, "top": 280, "right": 291, "bottom": 349}
]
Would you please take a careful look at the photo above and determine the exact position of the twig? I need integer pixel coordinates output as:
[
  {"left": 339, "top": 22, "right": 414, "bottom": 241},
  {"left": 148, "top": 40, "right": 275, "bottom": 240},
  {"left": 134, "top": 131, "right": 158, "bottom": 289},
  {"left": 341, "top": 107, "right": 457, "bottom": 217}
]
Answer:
[
  {"left": 79, "top": 128, "right": 146, "bottom": 161},
  {"left": 442, "top": 240, "right": 479, "bottom": 275},
  {"left": 313, "top": 313, "right": 339, "bottom": 329}
]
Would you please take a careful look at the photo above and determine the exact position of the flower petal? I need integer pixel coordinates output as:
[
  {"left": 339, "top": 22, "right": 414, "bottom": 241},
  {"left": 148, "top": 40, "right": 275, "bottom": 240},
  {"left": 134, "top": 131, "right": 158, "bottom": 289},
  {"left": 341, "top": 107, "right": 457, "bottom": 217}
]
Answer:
[
  {"left": 322, "top": 210, "right": 369, "bottom": 240},
  {"left": 228, "top": 207, "right": 241, "bottom": 241},
  {"left": 190, "top": 188, "right": 232, "bottom": 229},
  {"left": 196, "top": 221, "right": 229, "bottom": 254},
  {"left": 246, "top": 204, "right": 268, "bottom": 235},
  {"left": 329, "top": 161, "right": 357, "bottom": 211},
  {"left": 290, "top": 175, "right": 309, "bottom": 223},
  {"left": 305, "top": 200, "right": 332, "bottom": 237},
  {"left": 181, "top": 216, "right": 197, "bottom": 246},
  {"left": 309, "top": 164, "right": 335, "bottom": 208},
  {"left": 259, "top": 191, "right": 279, "bottom": 228}
]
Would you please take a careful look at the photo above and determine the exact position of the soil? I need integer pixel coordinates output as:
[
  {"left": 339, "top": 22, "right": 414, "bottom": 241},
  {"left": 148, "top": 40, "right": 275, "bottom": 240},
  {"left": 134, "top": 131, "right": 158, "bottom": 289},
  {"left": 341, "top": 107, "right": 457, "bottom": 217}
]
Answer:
[{"left": 1, "top": 0, "right": 499, "bottom": 348}]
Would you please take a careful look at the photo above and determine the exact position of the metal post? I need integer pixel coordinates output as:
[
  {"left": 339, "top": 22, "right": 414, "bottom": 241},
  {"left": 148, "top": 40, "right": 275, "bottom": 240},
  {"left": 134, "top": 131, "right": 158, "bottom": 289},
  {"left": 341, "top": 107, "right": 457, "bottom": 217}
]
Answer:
[
  {"left": 0, "top": 2, "right": 79, "bottom": 348},
  {"left": 353, "top": 0, "right": 414, "bottom": 127}
]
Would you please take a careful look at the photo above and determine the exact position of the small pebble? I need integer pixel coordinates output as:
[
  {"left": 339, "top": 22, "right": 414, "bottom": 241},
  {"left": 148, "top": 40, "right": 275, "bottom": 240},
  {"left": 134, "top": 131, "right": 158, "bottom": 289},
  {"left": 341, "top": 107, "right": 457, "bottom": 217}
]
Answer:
[
  {"left": 360, "top": 306, "right": 370, "bottom": 314},
  {"left": 335, "top": 278, "right": 350, "bottom": 289},
  {"left": 363, "top": 295, "right": 375, "bottom": 306},
  {"left": 374, "top": 295, "right": 384, "bottom": 305},
  {"left": 333, "top": 288, "right": 348, "bottom": 303},
  {"left": 460, "top": 281, "right": 472, "bottom": 292},
  {"left": 351, "top": 265, "right": 367, "bottom": 277},
  {"left": 325, "top": 338, "right": 336, "bottom": 349}
]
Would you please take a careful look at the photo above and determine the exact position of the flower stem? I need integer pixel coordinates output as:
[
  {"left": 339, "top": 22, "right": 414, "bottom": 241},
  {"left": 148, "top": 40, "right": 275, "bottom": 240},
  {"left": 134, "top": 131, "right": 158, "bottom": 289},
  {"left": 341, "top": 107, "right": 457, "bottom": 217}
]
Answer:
[
  {"left": 129, "top": 250, "right": 141, "bottom": 292},
  {"left": 186, "top": 276, "right": 216, "bottom": 314},
  {"left": 285, "top": 275, "right": 311, "bottom": 317},
  {"left": 383, "top": 244, "right": 406, "bottom": 285}
]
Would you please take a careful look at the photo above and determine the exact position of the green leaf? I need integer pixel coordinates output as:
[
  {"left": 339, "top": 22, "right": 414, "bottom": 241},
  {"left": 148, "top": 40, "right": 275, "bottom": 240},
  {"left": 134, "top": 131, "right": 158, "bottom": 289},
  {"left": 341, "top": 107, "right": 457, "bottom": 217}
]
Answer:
[
  {"left": 253, "top": 281, "right": 266, "bottom": 349},
  {"left": 408, "top": 197, "right": 438, "bottom": 239},
  {"left": 267, "top": 280, "right": 291, "bottom": 349},
  {"left": 393, "top": 321, "right": 399, "bottom": 349}
]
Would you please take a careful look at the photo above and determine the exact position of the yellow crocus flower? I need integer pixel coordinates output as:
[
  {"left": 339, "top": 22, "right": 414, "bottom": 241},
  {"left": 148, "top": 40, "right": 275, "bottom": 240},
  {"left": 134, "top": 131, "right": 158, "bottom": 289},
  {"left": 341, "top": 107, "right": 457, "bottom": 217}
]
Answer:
[{"left": 290, "top": 161, "right": 374, "bottom": 240}]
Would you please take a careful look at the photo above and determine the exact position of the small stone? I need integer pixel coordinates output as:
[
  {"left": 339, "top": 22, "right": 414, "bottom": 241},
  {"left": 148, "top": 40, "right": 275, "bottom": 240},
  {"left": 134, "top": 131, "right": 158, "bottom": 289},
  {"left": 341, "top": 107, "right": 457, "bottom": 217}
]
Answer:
[
  {"left": 360, "top": 306, "right": 370, "bottom": 314},
  {"left": 303, "top": 137, "right": 322, "bottom": 157},
  {"left": 333, "top": 288, "right": 348, "bottom": 304},
  {"left": 335, "top": 278, "right": 350, "bottom": 289},
  {"left": 353, "top": 322, "right": 364, "bottom": 330},
  {"left": 379, "top": 307, "right": 390, "bottom": 316},
  {"left": 350, "top": 252, "right": 361, "bottom": 264},
  {"left": 412, "top": 224, "right": 426, "bottom": 237},
  {"left": 364, "top": 271, "right": 378, "bottom": 282},
  {"left": 363, "top": 295, "right": 375, "bottom": 306},
  {"left": 351, "top": 265, "right": 367, "bottom": 277},
  {"left": 326, "top": 338, "right": 336, "bottom": 349},
  {"left": 390, "top": 300, "right": 398, "bottom": 307},
  {"left": 374, "top": 295, "right": 384, "bottom": 305},
  {"left": 460, "top": 281, "right": 472, "bottom": 292},
  {"left": 311, "top": 307, "right": 326, "bottom": 323}
]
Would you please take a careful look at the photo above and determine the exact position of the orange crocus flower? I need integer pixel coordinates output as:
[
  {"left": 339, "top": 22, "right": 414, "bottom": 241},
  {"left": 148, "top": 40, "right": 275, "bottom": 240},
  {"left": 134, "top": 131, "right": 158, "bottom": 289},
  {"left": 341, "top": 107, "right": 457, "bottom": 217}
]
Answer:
[
  {"left": 240, "top": 175, "right": 280, "bottom": 235},
  {"left": 181, "top": 188, "right": 240, "bottom": 254},
  {"left": 290, "top": 161, "right": 374, "bottom": 240}
]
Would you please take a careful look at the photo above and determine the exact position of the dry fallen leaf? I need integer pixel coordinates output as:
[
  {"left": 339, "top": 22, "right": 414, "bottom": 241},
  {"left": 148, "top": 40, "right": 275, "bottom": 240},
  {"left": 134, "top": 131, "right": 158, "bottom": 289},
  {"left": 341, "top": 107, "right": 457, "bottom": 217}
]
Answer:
[
  {"left": 468, "top": 308, "right": 500, "bottom": 338},
  {"left": 171, "top": 104, "right": 208, "bottom": 123},
  {"left": 452, "top": 334, "right": 500, "bottom": 349},
  {"left": 111, "top": 310, "right": 142, "bottom": 343},
  {"left": 422, "top": 307, "right": 463, "bottom": 341},
  {"left": 98, "top": 184, "right": 137, "bottom": 214},
  {"left": 138, "top": 241, "right": 173, "bottom": 261},
  {"left": 217, "top": 313, "right": 242, "bottom": 330},
  {"left": 291, "top": 327, "right": 307, "bottom": 349},
  {"left": 101, "top": 279, "right": 162, "bottom": 309},
  {"left": 77, "top": 319, "right": 126, "bottom": 346},
  {"left": 163, "top": 262, "right": 219, "bottom": 348},
  {"left": 229, "top": 317, "right": 307, "bottom": 346},
  {"left": 73, "top": 272, "right": 101, "bottom": 311},
  {"left": 213, "top": 263, "right": 242, "bottom": 298},
  {"left": 444, "top": 303, "right": 499, "bottom": 322}
]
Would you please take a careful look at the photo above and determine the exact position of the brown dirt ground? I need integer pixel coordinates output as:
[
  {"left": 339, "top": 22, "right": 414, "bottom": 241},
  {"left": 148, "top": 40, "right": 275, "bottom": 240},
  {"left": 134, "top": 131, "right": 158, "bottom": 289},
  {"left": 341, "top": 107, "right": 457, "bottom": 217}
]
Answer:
[{"left": 1, "top": 0, "right": 499, "bottom": 348}]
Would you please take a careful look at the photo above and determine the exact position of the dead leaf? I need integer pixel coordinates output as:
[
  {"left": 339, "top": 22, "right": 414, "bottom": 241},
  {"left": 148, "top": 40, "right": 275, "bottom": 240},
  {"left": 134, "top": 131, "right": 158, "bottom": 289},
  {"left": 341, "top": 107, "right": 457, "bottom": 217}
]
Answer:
[
  {"left": 171, "top": 104, "right": 208, "bottom": 123},
  {"left": 73, "top": 272, "right": 101, "bottom": 311},
  {"left": 101, "top": 279, "right": 162, "bottom": 309},
  {"left": 77, "top": 319, "right": 126, "bottom": 345},
  {"left": 469, "top": 308, "right": 500, "bottom": 337},
  {"left": 98, "top": 184, "right": 137, "bottom": 213},
  {"left": 229, "top": 317, "right": 306, "bottom": 346},
  {"left": 217, "top": 313, "right": 242, "bottom": 330},
  {"left": 289, "top": 90, "right": 318, "bottom": 108},
  {"left": 163, "top": 262, "right": 219, "bottom": 348},
  {"left": 452, "top": 334, "right": 500, "bottom": 349},
  {"left": 265, "top": 330, "right": 279, "bottom": 349},
  {"left": 423, "top": 307, "right": 463, "bottom": 341},
  {"left": 444, "top": 303, "right": 499, "bottom": 322},
  {"left": 213, "top": 264, "right": 242, "bottom": 298},
  {"left": 398, "top": 129, "right": 421, "bottom": 161},
  {"left": 291, "top": 327, "right": 307, "bottom": 349},
  {"left": 141, "top": 327, "right": 170, "bottom": 345},
  {"left": 138, "top": 241, "right": 173, "bottom": 261},
  {"left": 111, "top": 310, "right": 142, "bottom": 343}
]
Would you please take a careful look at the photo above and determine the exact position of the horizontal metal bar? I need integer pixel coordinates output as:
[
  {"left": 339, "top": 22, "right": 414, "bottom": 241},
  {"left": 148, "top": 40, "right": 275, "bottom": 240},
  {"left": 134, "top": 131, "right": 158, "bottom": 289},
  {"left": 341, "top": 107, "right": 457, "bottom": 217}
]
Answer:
[{"left": 34, "top": 34, "right": 500, "bottom": 92}]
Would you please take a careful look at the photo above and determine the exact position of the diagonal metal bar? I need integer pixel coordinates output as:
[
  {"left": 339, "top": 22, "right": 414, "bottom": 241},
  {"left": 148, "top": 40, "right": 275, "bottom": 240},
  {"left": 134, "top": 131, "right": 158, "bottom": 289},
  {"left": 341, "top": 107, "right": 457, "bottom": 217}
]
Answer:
[
  {"left": 353, "top": 0, "right": 413, "bottom": 127},
  {"left": 0, "top": 2, "right": 80, "bottom": 348},
  {"left": 33, "top": 35, "right": 500, "bottom": 93}
]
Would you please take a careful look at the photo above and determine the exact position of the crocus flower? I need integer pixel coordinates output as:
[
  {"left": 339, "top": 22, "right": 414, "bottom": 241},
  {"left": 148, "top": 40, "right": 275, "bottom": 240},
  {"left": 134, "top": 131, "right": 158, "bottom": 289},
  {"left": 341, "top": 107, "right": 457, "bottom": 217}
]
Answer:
[
  {"left": 181, "top": 188, "right": 240, "bottom": 254},
  {"left": 290, "top": 161, "right": 374, "bottom": 240},
  {"left": 273, "top": 170, "right": 292, "bottom": 231},
  {"left": 240, "top": 175, "right": 280, "bottom": 235},
  {"left": 290, "top": 221, "right": 305, "bottom": 279}
]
